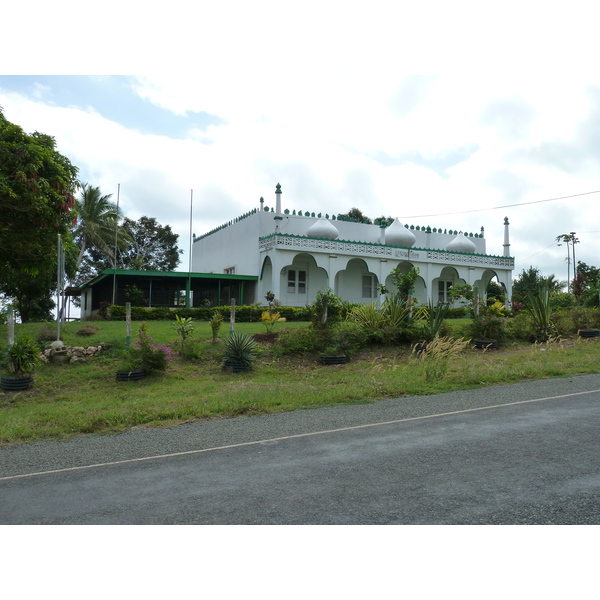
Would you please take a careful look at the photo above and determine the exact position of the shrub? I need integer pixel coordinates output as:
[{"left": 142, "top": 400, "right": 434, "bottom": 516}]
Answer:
[
  {"left": 107, "top": 304, "right": 310, "bottom": 323},
  {"left": 273, "top": 327, "right": 323, "bottom": 356},
  {"left": 37, "top": 325, "right": 57, "bottom": 342},
  {"left": 321, "top": 321, "right": 368, "bottom": 359},
  {"left": 77, "top": 324, "right": 100, "bottom": 336},
  {"left": 506, "top": 313, "right": 536, "bottom": 341},
  {"left": 130, "top": 323, "right": 178, "bottom": 374}
]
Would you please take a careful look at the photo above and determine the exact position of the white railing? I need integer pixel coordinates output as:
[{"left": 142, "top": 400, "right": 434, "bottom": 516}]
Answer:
[{"left": 259, "top": 234, "right": 514, "bottom": 268}]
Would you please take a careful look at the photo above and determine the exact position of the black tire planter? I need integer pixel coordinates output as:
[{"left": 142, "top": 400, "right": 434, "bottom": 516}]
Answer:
[
  {"left": 472, "top": 339, "right": 498, "bottom": 350},
  {"left": 116, "top": 369, "right": 146, "bottom": 382},
  {"left": 223, "top": 362, "right": 250, "bottom": 373},
  {"left": 320, "top": 355, "right": 347, "bottom": 365},
  {"left": 579, "top": 329, "right": 600, "bottom": 338},
  {"left": 1, "top": 375, "right": 33, "bottom": 391}
]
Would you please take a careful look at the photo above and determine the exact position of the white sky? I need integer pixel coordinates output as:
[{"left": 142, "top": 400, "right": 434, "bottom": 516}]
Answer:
[{"left": 2, "top": 1, "right": 600, "bottom": 286}]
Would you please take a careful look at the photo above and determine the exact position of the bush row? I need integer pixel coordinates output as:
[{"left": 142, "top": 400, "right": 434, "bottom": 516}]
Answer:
[{"left": 106, "top": 304, "right": 311, "bottom": 322}]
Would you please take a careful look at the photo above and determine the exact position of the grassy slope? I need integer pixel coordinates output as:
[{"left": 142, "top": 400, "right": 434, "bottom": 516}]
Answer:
[{"left": 1, "top": 319, "right": 599, "bottom": 446}]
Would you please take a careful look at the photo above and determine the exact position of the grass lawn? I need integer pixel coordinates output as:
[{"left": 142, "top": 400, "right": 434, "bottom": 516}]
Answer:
[{"left": 1, "top": 318, "right": 600, "bottom": 446}]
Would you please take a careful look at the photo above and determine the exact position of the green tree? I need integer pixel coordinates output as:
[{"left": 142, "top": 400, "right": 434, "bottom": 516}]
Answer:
[
  {"left": 74, "top": 183, "right": 124, "bottom": 270},
  {"left": 0, "top": 108, "right": 79, "bottom": 321},
  {"left": 574, "top": 261, "right": 600, "bottom": 306},
  {"left": 119, "top": 216, "right": 182, "bottom": 271},
  {"left": 512, "top": 267, "right": 562, "bottom": 307},
  {"left": 337, "top": 207, "right": 372, "bottom": 224},
  {"left": 486, "top": 280, "right": 506, "bottom": 304},
  {"left": 387, "top": 266, "right": 419, "bottom": 303},
  {"left": 76, "top": 215, "right": 182, "bottom": 279}
]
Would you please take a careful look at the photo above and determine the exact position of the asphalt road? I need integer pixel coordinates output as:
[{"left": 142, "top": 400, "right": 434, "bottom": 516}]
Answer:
[{"left": 1, "top": 374, "right": 600, "bottom": 524}]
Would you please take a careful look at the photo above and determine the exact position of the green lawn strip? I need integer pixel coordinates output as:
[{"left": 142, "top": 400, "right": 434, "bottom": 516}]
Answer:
[{"left": 1, "top": 322, "right": 600, "bottom": 446}]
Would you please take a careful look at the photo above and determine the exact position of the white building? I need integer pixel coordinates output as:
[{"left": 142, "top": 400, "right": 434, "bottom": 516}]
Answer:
[{"left": 192, "top": 184, "right": 514, "bottom": 307}]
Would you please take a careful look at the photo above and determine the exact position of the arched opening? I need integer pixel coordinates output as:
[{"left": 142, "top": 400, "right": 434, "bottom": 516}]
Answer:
[
  {"left": 383, "top": 262, "right": 426, "bottom": 305},
  {"left": 280, "top": 253, "right": 328, "bottom": 306},
  {"left": 334, "top": 258, "right": 378, "bottom": 304}
]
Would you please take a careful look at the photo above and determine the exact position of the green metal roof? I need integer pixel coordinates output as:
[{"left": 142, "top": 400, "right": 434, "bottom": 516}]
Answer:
[{"left": 79, "top": 269, "right": 258, "bottom": 289}]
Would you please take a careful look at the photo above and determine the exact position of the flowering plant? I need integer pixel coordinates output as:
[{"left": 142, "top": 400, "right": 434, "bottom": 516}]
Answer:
[
  {"left": 262, "top": 291, "right": 285, "bottom": 333},
  {"left": 261, "top": 311, "right": 286, "bottom": 333},
  {"left": 469, "top": 302, "right": 508, "bottom": 340},
  {"left": 130, "top": 323, "right": 178, "bottom": 373}
]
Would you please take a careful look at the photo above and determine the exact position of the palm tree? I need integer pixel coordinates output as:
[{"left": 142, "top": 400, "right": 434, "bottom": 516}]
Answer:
[{"left": 73, "top": 183, "right": 124, "bottom": 269}]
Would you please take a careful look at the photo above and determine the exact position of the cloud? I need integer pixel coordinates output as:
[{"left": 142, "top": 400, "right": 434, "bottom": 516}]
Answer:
[
  {"left": 3, "top": 65, "right": 600, "bottom": 288},
  {"left": 479, "top": 97, "right": 536, "bottom": 143}
]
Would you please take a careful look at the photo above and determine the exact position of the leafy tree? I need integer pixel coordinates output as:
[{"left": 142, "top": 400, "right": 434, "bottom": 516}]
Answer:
[
  {"left": 337, "top": 207, "right": 372, "bottom": 224},
  {"left": 387, "top": 266, "right": 420, "bottom": 303},
  {"left": 118, "top": 216, "right": 182, "bottom": 271},
  {"left": 574, "top": 261, "right": 600, "bottom": 306},
  {"left": 512, "top": 267, "right": 562, "bottom": 306},
  {"left": 0, "top": 108, "right": 79, "bottom": 321}
]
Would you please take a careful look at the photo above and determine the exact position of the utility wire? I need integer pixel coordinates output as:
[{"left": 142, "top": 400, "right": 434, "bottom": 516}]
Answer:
[{"left": 400, "top": 189, "right": 600, "bottom": 219}]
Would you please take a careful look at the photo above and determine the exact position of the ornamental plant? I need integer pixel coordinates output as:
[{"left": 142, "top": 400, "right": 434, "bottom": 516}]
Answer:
[
  {"left": 130, "top": 323, "right": 178, "bottom": 374},
  {"left": 209, "top": 310, "right": 224, "bottom": 343},
  {"left": 262, "top": 291, "right": 285, "bottom": 333},
  {"left": 468, "top": 301, "right": 509, "bottom": 341},
  {"left": 310, "top": 289, "right": 345, "bottom": 330},
  {"left": 2, "top": 335, "right": 40, "bottom": 376},
  {"left": 222, "top": 331, "right": 259, "bottom": 369},
  {"left": 173, "top": 314, "right": 195, "bottom": 352}
]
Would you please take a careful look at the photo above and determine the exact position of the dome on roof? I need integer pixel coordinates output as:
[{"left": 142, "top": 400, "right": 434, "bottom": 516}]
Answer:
[
  {"left": 385, "top": 219, "right": 416, "bottom": 247},
  {"left": 306, "top": 217, "right": 339, "bottom": 240},
  {"left": 446, "top": 233, "right": 476, "bottom": 253}
]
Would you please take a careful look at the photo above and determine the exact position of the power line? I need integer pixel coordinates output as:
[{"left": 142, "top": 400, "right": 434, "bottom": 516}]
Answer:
[{"left": 400, "top": 189, "right": 600, "bottom": 219}]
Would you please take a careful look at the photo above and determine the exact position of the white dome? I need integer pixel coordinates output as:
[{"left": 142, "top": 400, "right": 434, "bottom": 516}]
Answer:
[
  {"left": 306, "top": 218, "right": 339, "bottom": 239},
  {"left": 446, "top": 234, "right": 476, "bottom": 253},
  {"left": 385, "top": 219, "right": 416, "bottom": 247}
]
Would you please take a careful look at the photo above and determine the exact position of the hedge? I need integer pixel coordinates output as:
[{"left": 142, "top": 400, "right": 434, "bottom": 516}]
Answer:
[{"left": 106, "top": 305, "right": 310, "bottom": 322}]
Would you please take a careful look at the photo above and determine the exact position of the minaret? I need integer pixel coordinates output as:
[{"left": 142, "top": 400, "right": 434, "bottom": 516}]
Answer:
[
  {"left": 260, "top": 196, "right": 264, "bottom": 211},
  {"left": 274, "top": 183, "right": 283, "bottom": 230},
  {"left": 275, "top": 183, "right": 282, "bottom": 216},
  {"left": 503, "top": 217, "right": 510, "bottom": 257}
]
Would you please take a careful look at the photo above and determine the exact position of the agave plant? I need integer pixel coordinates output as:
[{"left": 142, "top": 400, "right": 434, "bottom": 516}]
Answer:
[
  {"left": 222, "top": 331, "right": 259, "bottom": 370},
  {"left": 422, "top": 301, "right": 449, "bottom": 342},
  {"left": 526, "top": 284, "right": 555, "bottom": 341}
]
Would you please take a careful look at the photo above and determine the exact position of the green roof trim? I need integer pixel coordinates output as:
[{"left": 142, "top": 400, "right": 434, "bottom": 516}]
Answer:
[{"left": 80, "top": 269, "right": 258, "bottom": 289}]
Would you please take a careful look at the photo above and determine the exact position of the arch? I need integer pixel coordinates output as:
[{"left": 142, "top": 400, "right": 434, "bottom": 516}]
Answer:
[
  {"left": 279, "top": 253, "right": 328, "bottom": 306},
  {"left": 473, "top": 269, "right": 511, "bottom": 304},
  {"left": 383, "top": 262, "right": 426, "bottom": 305},
  {"left": 334, "top": 258, "right": 379, "bottom": 304},
  {"left": 433, "top": 267, "right": 466, "bottom": 305}
]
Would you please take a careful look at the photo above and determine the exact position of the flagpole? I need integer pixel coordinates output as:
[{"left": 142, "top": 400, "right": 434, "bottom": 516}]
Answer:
[
  {"left": 187, "top": 189, "right": 193, "bottom": 308},
  {"left": 112, "top": 183, "right": 120, "bottom": 305},
  {"left": 57, "top": 233, "right": 63, "bottom": 341}
]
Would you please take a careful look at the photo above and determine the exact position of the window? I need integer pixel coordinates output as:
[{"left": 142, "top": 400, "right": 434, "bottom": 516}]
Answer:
[
  {"left": 224, "top": 267, "right": 236, "bottom": 275},
  {"left": 287, "top": 269, "right": 307, "bottom": 294},
  {"left": 362, "top": 274, "right": 377, "bottom": 298},
  {"left": 438, "top": 281, "right": 452, "bottom": 303}
]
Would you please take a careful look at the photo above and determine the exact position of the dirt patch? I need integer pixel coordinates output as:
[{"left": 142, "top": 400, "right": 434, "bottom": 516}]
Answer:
[{"left": 252, "top": 332, "right": 279, "bottom": 344}]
